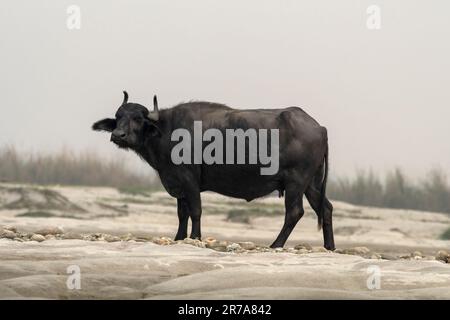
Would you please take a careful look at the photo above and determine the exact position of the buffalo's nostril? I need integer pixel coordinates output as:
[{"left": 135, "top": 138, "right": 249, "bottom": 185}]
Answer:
[{"left": 112, "top": 130, "right": 127, "bottom": 139}]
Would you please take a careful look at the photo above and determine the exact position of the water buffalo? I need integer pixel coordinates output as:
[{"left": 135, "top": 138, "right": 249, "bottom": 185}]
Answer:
[{"left": 93, "top": 92, "right": 335, "bottom": 250}]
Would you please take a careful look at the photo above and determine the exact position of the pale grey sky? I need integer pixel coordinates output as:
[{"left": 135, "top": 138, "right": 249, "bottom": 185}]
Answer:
[{"left": 1, "top": 0, "right": 449, "bottom": 178}]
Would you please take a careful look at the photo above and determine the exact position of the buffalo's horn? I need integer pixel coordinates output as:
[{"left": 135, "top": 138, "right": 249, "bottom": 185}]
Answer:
[
  {"left": 147, "top": 95, "right": 159, "bottom": 121},
  {"left": 122, "top": 91, "right": 129, "bottom": 104}
]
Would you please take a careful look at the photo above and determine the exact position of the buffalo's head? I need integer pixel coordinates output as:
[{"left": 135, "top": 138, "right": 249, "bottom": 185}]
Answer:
[{"left": 92, "top": 91, "right": 161, "bottom": 149}]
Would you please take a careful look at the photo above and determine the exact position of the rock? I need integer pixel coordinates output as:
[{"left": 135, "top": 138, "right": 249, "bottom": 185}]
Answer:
[
  {"left": 412, "top": 251, "right": 423, "bottom": 257},
  {"left": 238, "top": 241, "right": 256, "bottom": 250},
  {"left": 150, "top": 236, "right": 173, "bottom": 245},
  {"left": 294, "top": 243, "right": 312, "bottom": 251},
  {"left": 1, "top": 229, "right": 17, "bottom": 239},
  {"left": 151, "top": 236, "right": 161, "bottom": 243},
  {"left": 3, "top": 226, "right": 17, "bottom": 233},
  {"left": 17, "top": 232, "right": 30, "bottom": 239},
  {"left": 45, "top": 235, "right": 55, "bottom": 240},
  {"left": 311, "top": 246, "right": 328, "bottom": 253},
  {"left": 153, "top": 238, "right": 164, "bottom": 245},
  {"left": 436, "top": 250, "right": 450, "bottom": 263},
  {"left": 380, "top": 253, "right": 398, "bottom": 260},
  {"left": 370, "top": 253, "right": 382, "bottom": 259},
  {"left": 423, "top": 255, "right": 435, "bottom": 261},
  {"left": 193, "top": 240, "right": 206, "bottom": 248},
  {"left": 35, "top": 226, "right": 64, "bottom": 236},
  {"left": 206, "top": 241, "right": 229, "bottom": 252},
  {"left": 183, "top": 238, "right": 197, "bottom": 245},
  {"left": 121, "top": 233, "right": 134, "bottom": 241},
  {"left": 86, "top": 234, "right": 97, "bottom": 241},
  {"left": 31, "top": 234, "right": 45, "bottom": 242},
  {"left": 104, "top": 234, "right": 120, "bottom": 242},
  {"left": 62, "top": 232, "right": 83, "bottom": 240},
  {"left": 226, "top": 243, "right": 242, "bottom": 252},
  {"left": 274, "top": 248, "right": 284, "bottom": 253},
  {"left": 296, "top": 248, "right": 309, "bottom": 254},
  {"left": 340, "top": 247, "right": 371, "bottom": 256},
  {"left": 182, "top": 238, "right": 204, "bottom": 248}
]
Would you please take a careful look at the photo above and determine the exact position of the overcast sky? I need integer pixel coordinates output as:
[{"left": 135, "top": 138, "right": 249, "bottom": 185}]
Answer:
[{"left": 1, "top": 0, "right": 449, "bottom": 178}]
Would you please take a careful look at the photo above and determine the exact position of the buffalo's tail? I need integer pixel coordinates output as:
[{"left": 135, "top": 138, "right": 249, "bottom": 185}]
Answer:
[{"left": 317, "top": 133, "right": 329, "bottom": 230}]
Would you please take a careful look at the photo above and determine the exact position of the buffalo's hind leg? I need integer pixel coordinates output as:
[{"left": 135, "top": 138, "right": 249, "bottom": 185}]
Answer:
[
  {"left": 305, "top": 186, "right": 335, "bottom": 251},
  {"left": 174, "top": 198, "right": 189, "bottom": 241},
  {"left": 270, "top": 185, "right": 305, "bottom": 248}
]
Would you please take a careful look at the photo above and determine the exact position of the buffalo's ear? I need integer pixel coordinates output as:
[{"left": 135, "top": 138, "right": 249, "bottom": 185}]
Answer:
[
  {"left": 92, "top": 118, "right": 116, "bottom": 132},
  {"left": 145, "top": 122, "right": 162, "bottom": 138}
]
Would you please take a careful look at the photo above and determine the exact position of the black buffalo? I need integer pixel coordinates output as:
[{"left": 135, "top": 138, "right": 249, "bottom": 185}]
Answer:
[{"left": 93, "top": 92, "right": 335, "bottom": 250}]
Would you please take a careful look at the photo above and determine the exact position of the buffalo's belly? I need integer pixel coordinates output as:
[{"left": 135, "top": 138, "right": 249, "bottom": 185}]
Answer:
[{"left": 200, "top": 165, "right": 281, "bottom": 201}]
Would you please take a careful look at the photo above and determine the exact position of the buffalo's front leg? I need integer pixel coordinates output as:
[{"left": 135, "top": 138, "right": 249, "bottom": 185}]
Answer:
[
  {"left": 174, "top": 198, "right": 189, "bottom": 240},
  {"left": 186, "top": 192, "right": 202, "bottom": 240}
]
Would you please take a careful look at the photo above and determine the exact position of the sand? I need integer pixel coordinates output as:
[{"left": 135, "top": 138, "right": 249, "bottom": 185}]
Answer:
[{"left": 0, "top": 183, "right": 449, "bottom": 299}]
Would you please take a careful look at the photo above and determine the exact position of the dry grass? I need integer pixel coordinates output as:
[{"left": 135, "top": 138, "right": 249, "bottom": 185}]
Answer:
[
  {"left": 0, "top": 145, "right": 158, "bottom": 189},
  {"left": 328, "top": 168, "right": 450, "bottom": 214},
  {"left": 1, "top": 145, "right": 449, "bottom": 214}
]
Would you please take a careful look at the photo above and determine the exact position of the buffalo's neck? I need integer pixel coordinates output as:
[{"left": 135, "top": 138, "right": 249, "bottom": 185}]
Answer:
[
  {"left": 134, "top": 137, "right": 169, "bottom": 173},
  {"left": 135, "top": 142, "right": 159, "bottom": 171}
]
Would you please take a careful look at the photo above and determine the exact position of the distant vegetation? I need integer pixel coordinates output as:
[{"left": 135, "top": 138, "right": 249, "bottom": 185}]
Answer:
[
  {"left": 441, "top": 228, "right": 450, "bottom": 240},
  {"left": 1, "top": 146, "right": 449, "bottom": 214},
  {"left": 328, "top": 168, "right": 450, "bottom": 214},
  {"left": 0, "top": 146, "right": 160, "bottom": 189}
]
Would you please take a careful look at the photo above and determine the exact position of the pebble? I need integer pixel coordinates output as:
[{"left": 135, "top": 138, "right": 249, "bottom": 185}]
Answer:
[
  {"left": 35, "top": 226, "right": 64, "bottom": 236},
  {"left": 296, "top": 248, "right": 309, "bottom": 254},
  {"left": 338, "top": 247, "right": 371, "bottom": 256},
  {"left": 206, "top": 240, "right": 227, "bottom": 251},
  {"left": 121, "top": 233, "right": 134, "bottom": 241},
  {"left": 380, "top": 253, "right": 398, "bottom": 260},
  {"left": 182, "top": 238, "right": 205, "bottom": 248},
  {"left": 1, "top": 229, "right": 17, "bottom": 239},
  {"left": 412, "top": 251, "right": 423, "bottom": 257},
  {"left": 436, "top": 250, "right": 450, "bottom": 263},
  {"left": 104, "top": 234, "right": 120, "bottom": 242},
  {"left": 62, "top": 232, "right": 83, "bottom": 240},
  {"left": 238, "top": 241, "right": 256, "bottom": 250},
  {"left": 31, "top": 234, "right": 45, "bottom": 242},
  {"left": 311, "top": 246, "right": 329, "bottom": 253},
  {"left": 226, "top": 243, "right": 242, "bottom": 252},
  {"left": 294, "top": 243, "right": 312, "bottom": 251},
  {"left": 204, "top": 236, "right": 216, "bottom": 243},
  {"left": 370, "top": 253, "right": 382, "bottom": 259},
  {"left": 150, "top": 236, "right": 173, "bottom": 245},
  {"left": 3, "top": 226, "right": 17, "bottom": 233},
  {"left": 411, "top": 251, "right": 423, "bottom": 260},
  {"left": 183, "top": 238, "right": 197, "bottom": 245}
]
